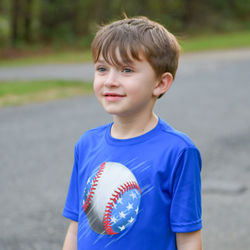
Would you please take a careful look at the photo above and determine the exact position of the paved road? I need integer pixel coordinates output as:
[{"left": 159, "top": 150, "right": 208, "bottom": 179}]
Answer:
[
  {"left": 0, "top": 63, "right": 94, "bottom": 81},
  {"left": 0, "top": 49, "right": 250, "bottom": 249},
  {"left": 1, "top": 48, "right": 250, "bottom": 81}
]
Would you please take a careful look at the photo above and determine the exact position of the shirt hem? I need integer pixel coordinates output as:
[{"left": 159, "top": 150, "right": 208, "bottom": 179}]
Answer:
[
  {"left": 171, "top": 219, "right": 202, "bottom": 233},
  {"left": 62, "top": 209, "right": 79, "bottom": 222}
]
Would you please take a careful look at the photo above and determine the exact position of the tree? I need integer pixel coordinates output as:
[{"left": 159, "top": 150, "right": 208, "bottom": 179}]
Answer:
[
  {"left": 23, "top": 0, "right": 33, "bottom": 43},
  {"left": 10, "top": 0, "right": 20, "bottom": 45}
]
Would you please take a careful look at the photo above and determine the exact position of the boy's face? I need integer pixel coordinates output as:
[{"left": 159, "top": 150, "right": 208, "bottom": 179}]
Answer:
[{"left": 93, "top": 50, "right": 160, "bottom": 118}]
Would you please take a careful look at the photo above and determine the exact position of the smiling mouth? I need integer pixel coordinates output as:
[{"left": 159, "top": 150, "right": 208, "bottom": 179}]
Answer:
[
  {"left": 104, "top": 93, "right": 125, "bottom": 97},
  {"left": 103, "top": 93, "right": 126, "bottom": 101}
]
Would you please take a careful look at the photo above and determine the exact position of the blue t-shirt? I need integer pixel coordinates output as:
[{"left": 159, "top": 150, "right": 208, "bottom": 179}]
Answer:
[{"left": 63, "top": 118, "right": 202, "bottom": 250}]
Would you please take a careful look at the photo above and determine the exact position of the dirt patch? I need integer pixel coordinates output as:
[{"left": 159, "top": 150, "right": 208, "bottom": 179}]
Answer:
[{"left": 0, "top": 47, "right": 53, "bottom": 60}]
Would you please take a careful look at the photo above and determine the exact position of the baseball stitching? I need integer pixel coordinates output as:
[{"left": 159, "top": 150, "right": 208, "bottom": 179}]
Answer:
[
  {"left": 103, "top": 181, "right": 141, "bottom": 235},
  {"left": 83, "top": 162, "right": 106, "bottom": 212}
]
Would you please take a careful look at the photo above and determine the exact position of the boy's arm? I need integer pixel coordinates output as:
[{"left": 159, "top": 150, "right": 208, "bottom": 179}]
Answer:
[
  {"left": 176, "top": 230, "right": 202, "bottom": 250},
  {"left": 63, "top": 220, "right": 78, "bottom": 250}
]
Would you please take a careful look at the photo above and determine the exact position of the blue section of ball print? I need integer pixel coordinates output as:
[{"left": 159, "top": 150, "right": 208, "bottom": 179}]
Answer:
[
  {"left": 110, "top": 189, "right": 141, "bottom": 233},
  {"left": 83, "top": 167, "right": 99, "bottom": 203}
]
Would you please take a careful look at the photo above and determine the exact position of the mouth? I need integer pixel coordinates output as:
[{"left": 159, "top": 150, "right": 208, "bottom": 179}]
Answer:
[
  {"left": 104, "top": 93, "right": 125, "bottom": 97},
  {"left": 103, "top": 92, "right": 126, "bottom": 101}
]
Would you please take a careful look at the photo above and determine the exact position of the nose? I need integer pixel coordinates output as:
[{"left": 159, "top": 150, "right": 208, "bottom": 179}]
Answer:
[{"left": 104, "top": 68, "right": 119, "bottom": 87}]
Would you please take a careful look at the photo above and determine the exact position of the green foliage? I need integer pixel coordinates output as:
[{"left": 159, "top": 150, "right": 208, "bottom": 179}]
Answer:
[
  {"left": 1, "top": 31, "right": 249, "bottom": 67},
  {"left": 0, "top": 0, "right": 10, "bottom": 45},
  {"left": 203, "top": 0, "right": 250, "bottom": 31},
  {"left": 0, "top": 15, "right": 9, "bottom": 44},
  {"left": 0, "top": 0, "right": 249, "bottom": 49}
]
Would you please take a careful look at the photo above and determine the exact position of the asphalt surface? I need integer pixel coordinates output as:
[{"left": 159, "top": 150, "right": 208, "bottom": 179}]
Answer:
[
  {"left": 0, "top": 63, "right": 94, "bottom": 81},
  {"left": 0, "top": 49, "right": 250, "bottom": 249}
]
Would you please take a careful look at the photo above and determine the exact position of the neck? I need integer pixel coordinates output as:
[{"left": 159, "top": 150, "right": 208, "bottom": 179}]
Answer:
[{"left": 111, "top": 112, "right": 158, "bottom": 139}]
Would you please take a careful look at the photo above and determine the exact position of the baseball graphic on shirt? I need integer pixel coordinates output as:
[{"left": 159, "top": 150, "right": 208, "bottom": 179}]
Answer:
[{"left": 83, "top": 162, "right": 141, "bottom": 235}]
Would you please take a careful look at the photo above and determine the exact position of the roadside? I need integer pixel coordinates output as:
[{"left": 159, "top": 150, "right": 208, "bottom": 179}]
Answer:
[
  {"left": 0, "top": 80, "right": 92, "bottom": 107},
  {"left": 1, "top": 48, "right": 250, "bottom": 107}
]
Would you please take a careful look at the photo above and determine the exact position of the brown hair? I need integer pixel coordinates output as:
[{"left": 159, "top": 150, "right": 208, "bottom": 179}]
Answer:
[{"left": 91, "top": 16, "right": 181, "bottom": 96}]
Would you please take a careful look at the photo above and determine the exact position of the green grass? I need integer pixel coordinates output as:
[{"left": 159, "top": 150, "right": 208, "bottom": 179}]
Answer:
[
  {"left": 1, "top": 31, "right": 250, "bottom": 67},
  {"left": 0, "top": 80, "right": 93, "bottom": 107},
  {"left": 179, "top": 30, "right": 250, "bottom": 52}
]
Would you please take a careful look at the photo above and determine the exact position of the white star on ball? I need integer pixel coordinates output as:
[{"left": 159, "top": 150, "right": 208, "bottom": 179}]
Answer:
[
  {"left": 128, "top": 217, "right": 134, "bottom": 223},
  {"left": 119, "top": 225, "right": 126, "bottom": 231},
  {"left": 111, "top": 216, "right": 117, "bottom": 224},
  {"left": 126, "top": 203, "right": 133, "bottom": 210},
  {"left": 119, "top": 211, "right": 126, "bottom": 218},
  {"left": 130, "top": 192, "right": 137, "bottom": 199},
  {"left": 135, "top": 207, "right": 139, "bottom": 214},
  {"left": 117, "top": 198, "right": 123, "bottom": 204}
]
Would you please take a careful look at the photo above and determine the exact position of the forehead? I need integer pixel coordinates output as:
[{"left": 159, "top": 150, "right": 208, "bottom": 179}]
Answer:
[{"left": 95, "top": 46, "right": 145, "bottom": 67}]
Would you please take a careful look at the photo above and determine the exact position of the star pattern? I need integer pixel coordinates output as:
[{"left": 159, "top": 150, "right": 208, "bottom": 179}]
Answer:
[
  {"left": 118, "top": 225, "right": 125, "bottom": 231},
  {"left": 135, "top": 207, "right": 139, "bottom": 214},
  {"left": 126, "top": 203, "right": 133, "bottom": 210},
  {"left": 130, "top": 192, "right": 137, "bottom": 199},
  {"left": 82, "top": 162, "right": 143, "bottom": 236},
  {"left": 111, "top": 216, "right": 117, "bottom": 223},
  {"left": 110, "top": 189, "right": 141, "bottom": 233},
  {"left": 128, "top": 217, "right": 134, "bottom": 223},
  {"left": 119, "top": 211, "right": 126, "bottom": 218},
  {"left": 117, "top": 198, "right": 123, "bottom": 204}
]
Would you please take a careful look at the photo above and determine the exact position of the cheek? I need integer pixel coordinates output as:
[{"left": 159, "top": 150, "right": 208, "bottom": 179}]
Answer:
[
  {"left": 127, "top": 77, "right": 154, "bottom": 97},
  {"left": 93, "top": 79, "right": 102, "bottom": 95}
]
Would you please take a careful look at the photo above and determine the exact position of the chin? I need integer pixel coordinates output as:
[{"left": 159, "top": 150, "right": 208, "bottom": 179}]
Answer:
[
  {"left": 102, "top": 104, "right": 122, "bottom": 114},
  {"left": 103, "top": 107, "right": 126, "bottom": 116},
  {"left": 105, "top": 110, "right": 121, "bottom": 115},
  {"left": 103, "top": 107, "right": 118, "bottom": 115}
]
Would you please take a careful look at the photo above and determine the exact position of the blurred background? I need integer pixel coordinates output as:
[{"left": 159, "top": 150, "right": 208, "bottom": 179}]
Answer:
[
  {"left": 0, "top": 1, "right": 250, "bottom": 250},
  {"left": 0, "top": 0, "right": 250, "bottom": 55}
]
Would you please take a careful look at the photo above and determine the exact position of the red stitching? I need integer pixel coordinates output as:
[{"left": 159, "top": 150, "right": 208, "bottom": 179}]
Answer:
[
  {"left": 103, "top": 181, "right": 141, "bottom": 235},
  {"left": 83, "top": 162, "right": 106, "bottom": 212}
]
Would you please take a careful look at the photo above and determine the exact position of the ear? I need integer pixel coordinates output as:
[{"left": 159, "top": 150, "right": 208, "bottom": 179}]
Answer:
[{"left": 153, "top": 72, "right": 173, "bottom": 98}]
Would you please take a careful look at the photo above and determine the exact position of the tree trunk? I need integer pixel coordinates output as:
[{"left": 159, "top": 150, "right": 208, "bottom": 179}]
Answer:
[
  {"left": 182, "top": 0, "right": 205, "bottom": 29},
  {"left": 24, "top": 0, "right": 33, "bottom": 43},
  {"left": 10, "top": 0, "right": 20, "bottom": 45}
]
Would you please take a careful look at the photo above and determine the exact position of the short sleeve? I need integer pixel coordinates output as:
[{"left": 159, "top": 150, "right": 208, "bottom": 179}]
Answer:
[
  {"left": 170, "top": 147, "right": 202, "bottom": 232},
  {"left": 62, "top": 144, "right": 79, "bottom": 222}
]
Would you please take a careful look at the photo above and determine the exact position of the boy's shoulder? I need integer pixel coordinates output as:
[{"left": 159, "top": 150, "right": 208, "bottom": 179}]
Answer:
[
  {"left": 157, "top": 119, "right": 201, "bottom": 166},
  {"left": 158, "top": 118, "right": 198, "bottom": 150}
]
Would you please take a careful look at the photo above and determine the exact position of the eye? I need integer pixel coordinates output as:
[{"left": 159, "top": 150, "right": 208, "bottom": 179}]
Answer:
[
  {"left": 97, "top": 66, "right": 106, "bottom": 72},
  {"left": 122, "top": 67, "right": 133, "bottom": 73}
]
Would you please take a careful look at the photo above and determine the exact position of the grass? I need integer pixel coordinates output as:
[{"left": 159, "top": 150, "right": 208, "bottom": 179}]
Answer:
[
  {"left": 179, "top": 30, "right": 250, "bottom": 52},
  {"left": 0, "top": 80, "right": 93, "bottom": 107},
  {"left": 1, "top": 30, "right": 250, "bottom": 67}
]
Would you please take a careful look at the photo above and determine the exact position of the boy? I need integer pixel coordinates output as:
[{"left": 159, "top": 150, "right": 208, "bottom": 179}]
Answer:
[{"left": 63, "top": 16, "right": 202, "bottom": 250}]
